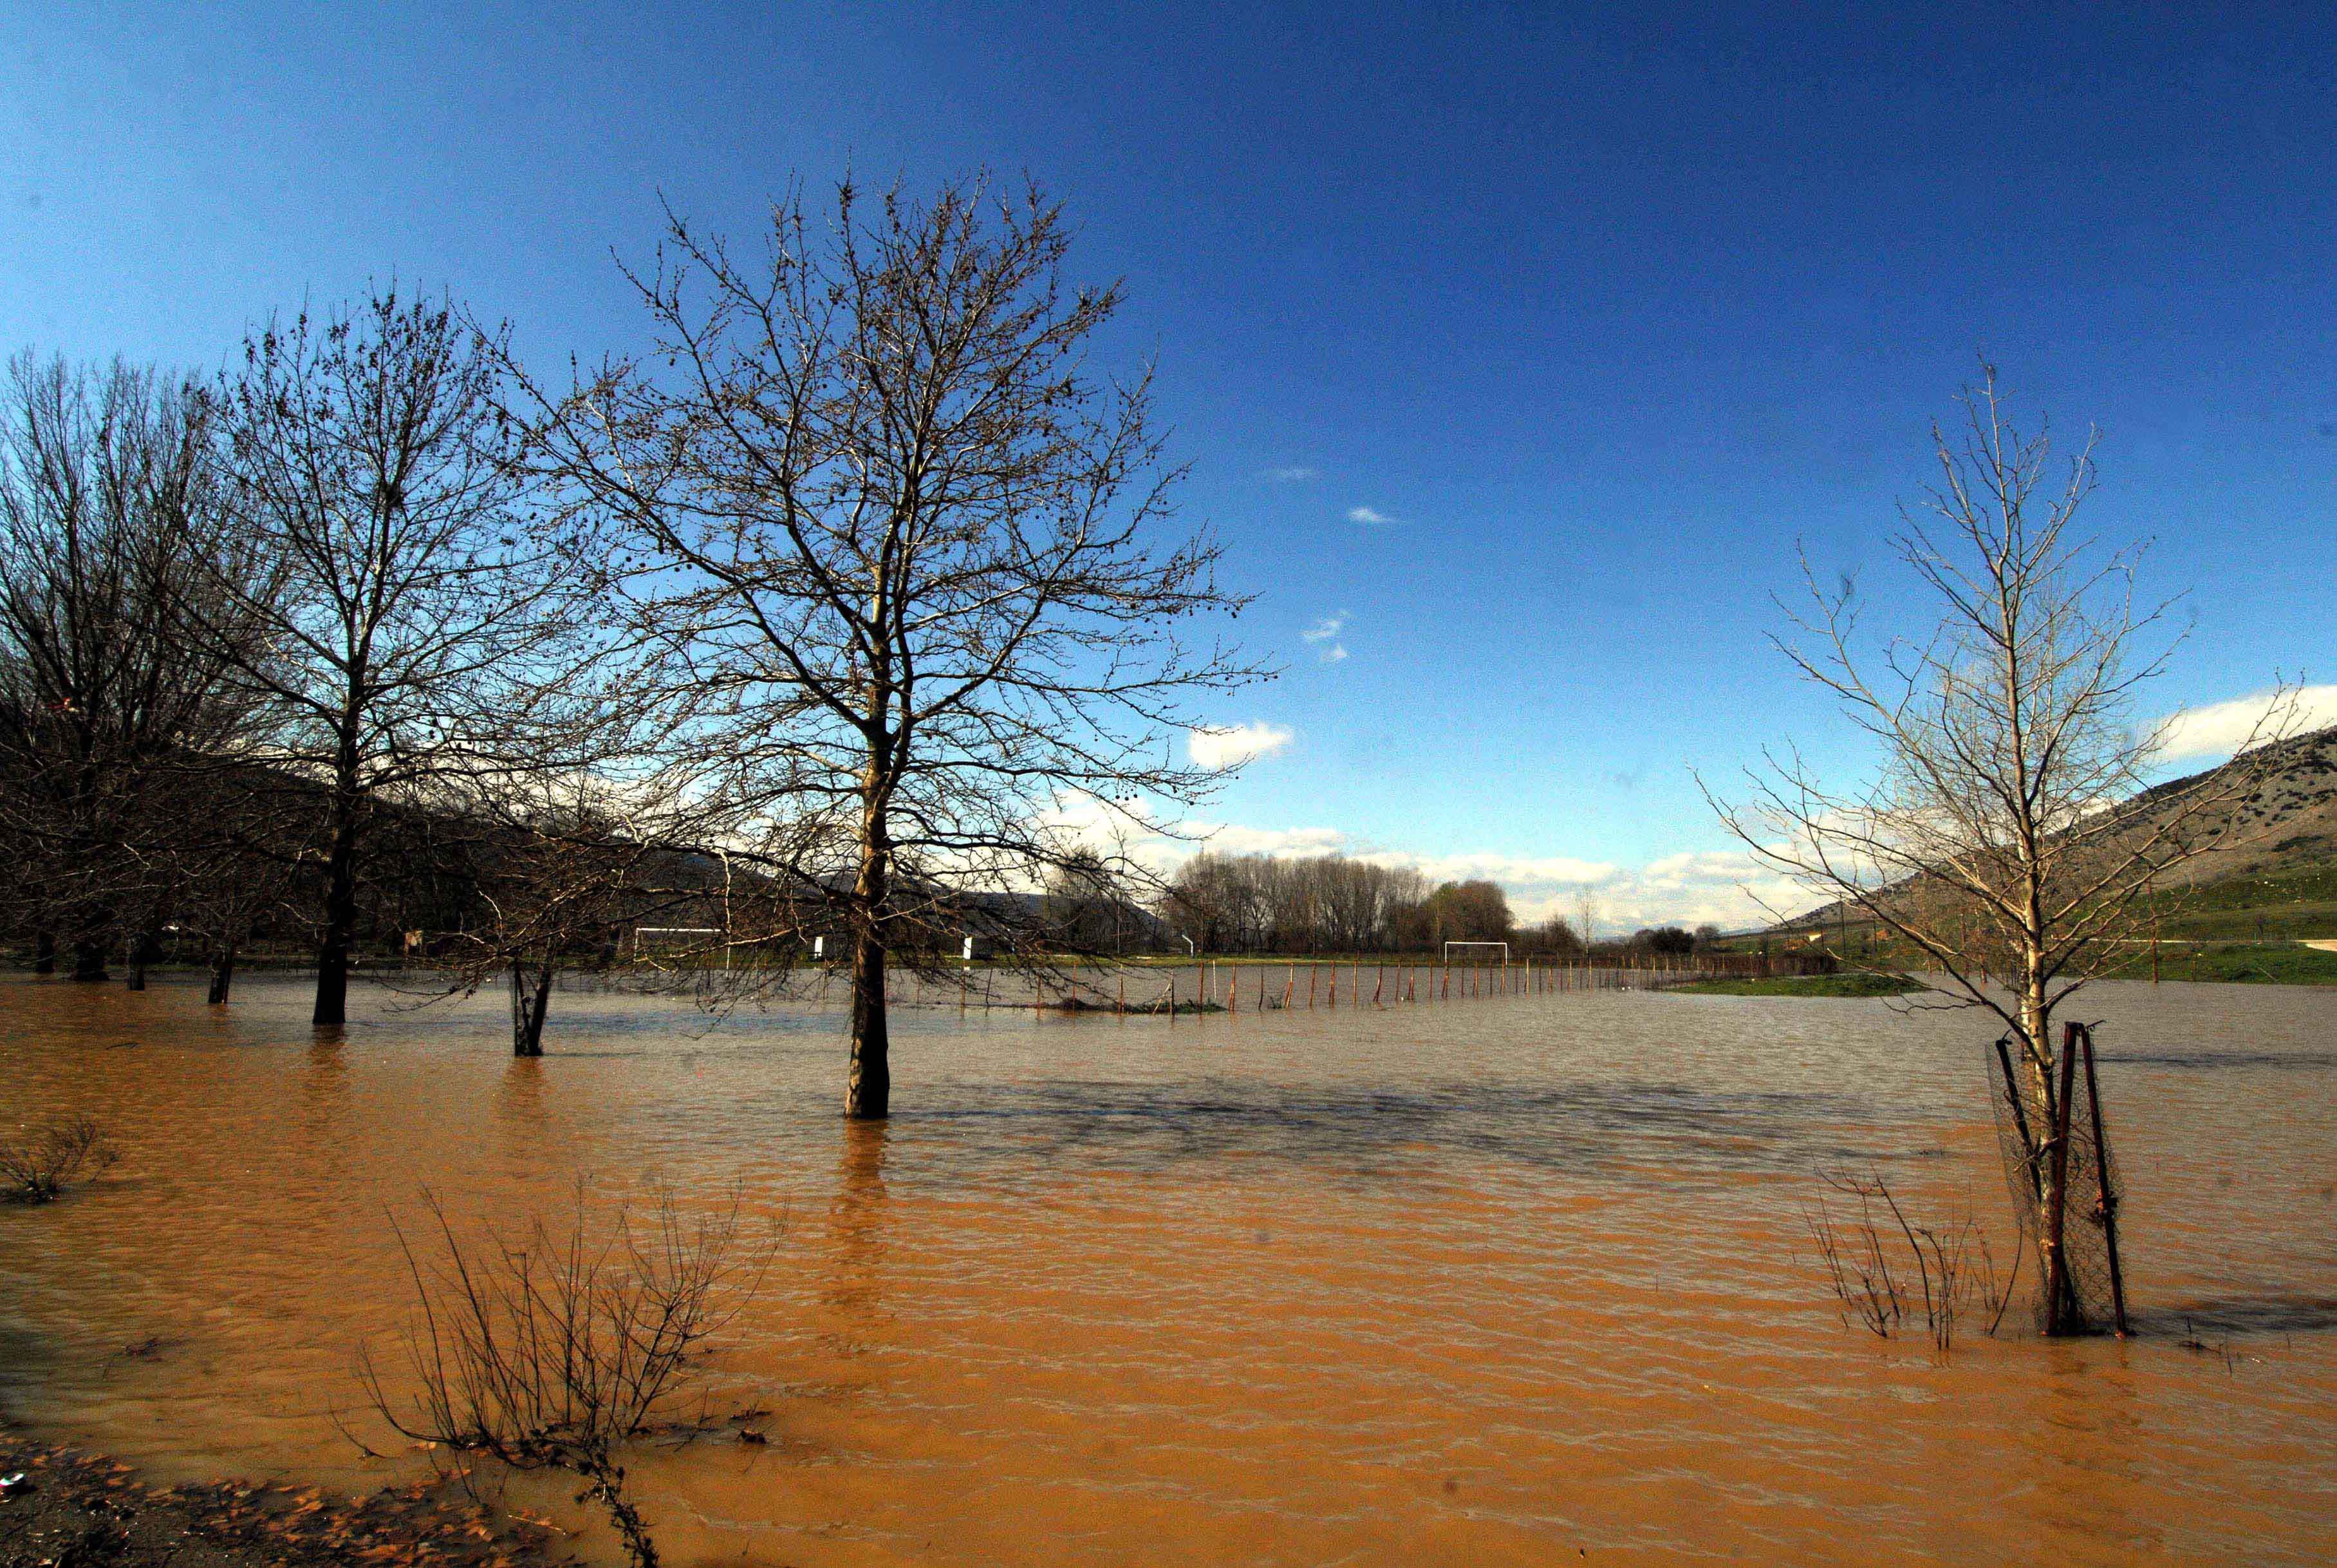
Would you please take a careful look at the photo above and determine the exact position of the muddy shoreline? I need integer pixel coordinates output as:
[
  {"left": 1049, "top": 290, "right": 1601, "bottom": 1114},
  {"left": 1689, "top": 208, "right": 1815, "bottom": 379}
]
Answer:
[{"left": 0, "top": 1422, "right": 557, "bottom": 1568}]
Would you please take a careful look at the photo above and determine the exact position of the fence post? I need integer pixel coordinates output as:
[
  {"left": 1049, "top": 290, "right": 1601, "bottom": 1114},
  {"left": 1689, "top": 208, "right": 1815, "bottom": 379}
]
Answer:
[{"left": 2078, "top": 1023, "right": 2131, "bottom": 1338}]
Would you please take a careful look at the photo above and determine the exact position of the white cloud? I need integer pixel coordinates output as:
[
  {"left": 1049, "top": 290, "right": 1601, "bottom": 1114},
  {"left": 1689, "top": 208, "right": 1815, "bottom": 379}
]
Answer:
[
  {"left": 2153, "top": 684, "right": 2337, "bottom": 765},
  {"left": 1346, "top": 505, "right": 1399, "bottom": 525},
  {"left": 1302, "top": 611, "right": 1350, "bottom": 663},
  {"left": 1187, "top": 722, "right": 1294, "bottom": 770},
  {"left": 1198, "top": 823, "right": 1350, "bottom": 857},
  {"left": 1260, "top": 465, "right": 1319, "bottom": 483}
]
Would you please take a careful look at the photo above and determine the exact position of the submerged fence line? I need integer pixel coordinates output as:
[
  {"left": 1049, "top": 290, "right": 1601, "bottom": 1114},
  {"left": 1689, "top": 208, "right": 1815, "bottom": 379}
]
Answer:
[{"left": 794, "top": 950, "right": 1821, "bottom": 1017}]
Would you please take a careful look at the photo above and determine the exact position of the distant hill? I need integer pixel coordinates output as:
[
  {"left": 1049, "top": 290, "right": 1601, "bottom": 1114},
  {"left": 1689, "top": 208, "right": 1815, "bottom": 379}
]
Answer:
[
  {"left": 2132, "top": 724, "right": 2337, "bottom": 887},
  {"left": 1773, "top": 725, "right": 2337, "bottom": 935}
]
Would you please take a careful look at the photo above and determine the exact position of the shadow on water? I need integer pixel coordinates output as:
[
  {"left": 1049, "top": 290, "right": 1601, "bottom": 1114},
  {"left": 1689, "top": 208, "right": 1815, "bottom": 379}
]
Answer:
[
  {"left": 2102, "top": 1051, "right": 2336, "bottom": 1072},
  {"left": 2140, "top": 1296, "right": 2337, "bottom": 1337},
  {"left": 886, "top": 1077, "right": 1938, "bottom": 1181}
]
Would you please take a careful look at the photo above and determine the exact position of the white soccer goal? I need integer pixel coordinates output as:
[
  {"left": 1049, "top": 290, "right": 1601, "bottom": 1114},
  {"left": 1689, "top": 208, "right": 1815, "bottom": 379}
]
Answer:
[
  {"left": 629, "top": 926, "right": 727, "bottom": 967},
  {"left": 1442, "top": 940, "right": 1509, "bottom": 966}
]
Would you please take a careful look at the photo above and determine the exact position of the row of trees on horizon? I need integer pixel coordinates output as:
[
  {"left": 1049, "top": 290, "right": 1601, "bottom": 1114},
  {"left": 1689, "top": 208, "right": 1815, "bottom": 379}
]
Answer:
[{"left": 1135, "top": 849, "right": 1715, "bottom": 957}]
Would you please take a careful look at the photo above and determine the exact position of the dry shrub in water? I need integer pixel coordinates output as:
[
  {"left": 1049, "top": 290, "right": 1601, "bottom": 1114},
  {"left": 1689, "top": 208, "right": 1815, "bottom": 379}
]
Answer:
[
  {"left": 0, "top": 1114, "right": 116, "bottom": 1202},
  {"left": 360, "top": 1184, "right": 763, "bottom": 1568},
  {"left": 1805, "top": 1170, "right": 2015, "bottom": 1352}
]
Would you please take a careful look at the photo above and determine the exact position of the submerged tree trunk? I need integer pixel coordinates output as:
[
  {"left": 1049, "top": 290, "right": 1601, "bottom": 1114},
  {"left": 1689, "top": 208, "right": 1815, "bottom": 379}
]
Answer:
[
  {"left": 70, "top": 933, "right": 108, "bottom": 982},
  {"left": 313, "top": 766, "right": 362, "bottom": 1027},
  {"left": 2018, "top": 964, "right": 2087, "bottom": 1336},
  {"left": 207, "top": 942, "right": 238, "bottom": 1005},
  {"left": 512, "top": 958, "right": 554, "bottom": 1056},
  {"left": 847, "top": 927, "right": 890, "bottom": 1119},
  {"left": 33, "top": 931, "right": 56, "bottom": 976},
  {"left": 2038, "top": 1025, "right": 2084, "bottom": 1334},
  {"left": 846, "top": 770, "right": 893, "bottom": 1119}
]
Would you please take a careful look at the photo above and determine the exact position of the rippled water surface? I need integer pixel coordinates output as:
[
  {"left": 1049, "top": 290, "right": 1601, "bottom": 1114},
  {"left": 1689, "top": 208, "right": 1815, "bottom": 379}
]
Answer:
[{"left": 3, "top": 973, "right": 2334, "bottom": 1565}]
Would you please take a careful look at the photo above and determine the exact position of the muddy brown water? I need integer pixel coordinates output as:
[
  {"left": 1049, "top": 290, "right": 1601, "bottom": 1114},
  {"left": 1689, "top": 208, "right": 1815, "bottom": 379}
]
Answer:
[{"left": 2, "top": 973, "right": 2333, "bottom": 1565}]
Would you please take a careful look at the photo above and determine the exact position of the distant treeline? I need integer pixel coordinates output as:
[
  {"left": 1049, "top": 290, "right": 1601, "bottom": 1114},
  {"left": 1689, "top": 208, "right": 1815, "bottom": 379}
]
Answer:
[{"left": 1137, "top": 850, "right": 1688, "bottom": 957}]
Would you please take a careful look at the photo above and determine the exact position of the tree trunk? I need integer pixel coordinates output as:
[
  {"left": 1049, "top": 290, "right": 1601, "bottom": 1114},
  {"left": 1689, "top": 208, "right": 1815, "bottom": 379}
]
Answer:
[
  {"left": 2038, "top": 1022, "right": 2084, "bottom": 1335},
  {"left": 512, "top": 959, "right": 554, "bottom": 1056},
  {"left": 847, "top": 926, "right": 890, "bottom": 1119},
  {"left": 2016, "top": 964, "right": 2080, "bottom": 1334},
  {"left": 33, "top": 931, "right": 56, "bottom": 975},
  {"left": 845, "top": 764, "right": 893, "bottom": 1117},
  {"left": 70, "top": 935, "right": 109, "bottom": 982},
  {"left": 313, "top": 780, "right": 362, "bottom": 1027},
  {"left": 207, "top": 942, "right": 237, "bottom": 1005}
]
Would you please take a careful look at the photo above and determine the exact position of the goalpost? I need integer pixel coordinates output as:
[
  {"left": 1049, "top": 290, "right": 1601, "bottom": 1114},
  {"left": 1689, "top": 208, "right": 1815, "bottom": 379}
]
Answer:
[
  {"left": 1440, "top": 940, "right": 1509, "bottom": 999},
  {"left": 629, "top": 926, "right": 728, "bottom": 967}
]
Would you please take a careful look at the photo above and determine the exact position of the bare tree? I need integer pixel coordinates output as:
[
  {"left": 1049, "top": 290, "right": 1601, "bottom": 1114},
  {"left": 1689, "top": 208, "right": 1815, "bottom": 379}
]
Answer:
[
  {"left": 1706, "top": 366, "right": 2292, "bottom": 1332},
  {"left": 517, "top": 176, "right": 1267, "bottom": 1117},
  {"left": 429, "top": 772, "right": 728, "bottom": 1056},
  {"left": 362, "top": 1186, "right": 759, "bottom": 1568},
  {"left": 0, "top": 354, "right": 274, "bottom": 981},
  {"left": 0, "top": 1114, "right": 118, "bottom": 1203},
  {"left": 163, "top": 756, "right": 312, "bottom": 1004},
  {"left": 198, "top": 292, "right": 594, "bottom": 1027}
]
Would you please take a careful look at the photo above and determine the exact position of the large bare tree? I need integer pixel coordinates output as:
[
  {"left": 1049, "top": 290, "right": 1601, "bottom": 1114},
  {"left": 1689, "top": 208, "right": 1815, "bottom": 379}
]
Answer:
[
  {"left": 200, "top": 292, "right": 593, "bottom": 1026},
  {"left": 1707, "top": 367, "right": 2291, "bottom": 1332},
  {"left": 519, "top": 177, "right": 1266, "bottom": 1117},
  {"left": 0, "top": 353, "right": 273, "bottom": 982}
]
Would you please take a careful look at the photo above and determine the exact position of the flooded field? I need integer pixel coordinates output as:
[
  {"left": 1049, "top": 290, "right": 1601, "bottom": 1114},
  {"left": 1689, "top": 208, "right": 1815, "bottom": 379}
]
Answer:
[{"left": 2, "top": 972, "right": 2334, "bottom": 1565}]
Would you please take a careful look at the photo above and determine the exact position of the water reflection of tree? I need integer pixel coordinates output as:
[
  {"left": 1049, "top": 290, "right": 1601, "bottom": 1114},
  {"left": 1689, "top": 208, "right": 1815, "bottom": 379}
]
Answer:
[
  {"left": 303, "top": 1033, "right": 349, "bottom": 1104},
  {"left": 494, "top": 1054, "right": 548, "bottom": 1163},
  {"left": 818, "top": 1121, "right": 892, "bottom": 1348}
]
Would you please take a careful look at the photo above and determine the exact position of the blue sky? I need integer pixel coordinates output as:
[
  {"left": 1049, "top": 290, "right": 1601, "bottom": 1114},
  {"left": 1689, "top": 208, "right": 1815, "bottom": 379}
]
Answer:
[{"left": 5, "top": 3, "right": 2333, "bottom": 927}]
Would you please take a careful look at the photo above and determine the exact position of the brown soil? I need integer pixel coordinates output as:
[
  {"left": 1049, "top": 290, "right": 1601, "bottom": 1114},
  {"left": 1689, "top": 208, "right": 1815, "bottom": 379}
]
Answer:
[{"left": 0, "top": 1424, "right": 556, "bottom": 1568}]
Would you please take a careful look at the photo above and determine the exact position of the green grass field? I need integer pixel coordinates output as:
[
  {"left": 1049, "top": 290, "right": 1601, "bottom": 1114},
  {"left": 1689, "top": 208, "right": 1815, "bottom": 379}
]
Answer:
[
  {"left": 2134, "top": 865, "right": 2337, "bottom": 942},
  {"left": 1675, "top": 971, "right": 1923, "bottom": 998},
  {"left": 2097, "top": 941, "right": 2337, "bottom": 985}
]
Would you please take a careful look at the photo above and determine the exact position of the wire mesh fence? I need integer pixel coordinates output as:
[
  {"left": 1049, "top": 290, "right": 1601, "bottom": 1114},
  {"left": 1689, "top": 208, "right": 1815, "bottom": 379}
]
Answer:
[{"left": 1988, "top": 1022, "right": 2130, "bottom": 1335}]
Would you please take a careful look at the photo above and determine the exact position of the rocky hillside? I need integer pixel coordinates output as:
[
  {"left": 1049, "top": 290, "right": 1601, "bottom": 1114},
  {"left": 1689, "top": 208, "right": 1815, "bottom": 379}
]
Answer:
[
  {"left": 2136, "top": 723, "right": 2337, "bottom": 886},
  {"left": 1772, "top": 725, "right": 2337, "bottom": 932}
]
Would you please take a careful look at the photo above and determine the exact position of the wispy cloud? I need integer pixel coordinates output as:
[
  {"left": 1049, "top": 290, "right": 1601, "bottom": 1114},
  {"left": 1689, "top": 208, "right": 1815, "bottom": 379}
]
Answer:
[
  {"left": 1260, "top": 465, "right": 1319, "bottom": 483},
  {"left": 1346, "top": 505, "right": 1399, "bottom": 525},
  {"left": 2153, "top": 683, "right": 2337, "bottom": 764},
  {"left": 1187, "top": 722, "right": 1294, "bottom": 771},
  {"left": 1301, "top": 611, "right": 1349, "bottom": 663}
]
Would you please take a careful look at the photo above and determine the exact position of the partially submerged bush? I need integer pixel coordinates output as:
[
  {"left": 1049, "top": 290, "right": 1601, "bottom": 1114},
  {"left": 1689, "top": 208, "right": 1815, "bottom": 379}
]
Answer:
[
  {"left": 1805, "top": 1170, "right": 2015, "bottom": 1352},
  {"left": 0, "top": 1114, "right": 117, "bottom": 1202},
  {"left": 360, "top": 1184, "right": 763, "bottom": 1568}
]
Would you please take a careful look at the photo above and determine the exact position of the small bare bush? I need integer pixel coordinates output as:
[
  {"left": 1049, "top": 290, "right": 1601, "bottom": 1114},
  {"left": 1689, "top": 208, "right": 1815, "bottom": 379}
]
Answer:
[
  {"left": 0, "top": 1114, "right": 117, "bottom": 1202},
  {"left": 360, "top": 1184, "right": 763, "bottom": 1568},
  {"left": 1805, "top": 1170, "right": 2015, "bottom": 1352}
]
